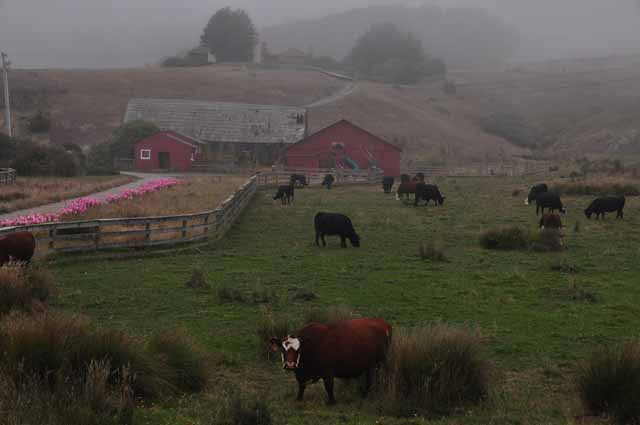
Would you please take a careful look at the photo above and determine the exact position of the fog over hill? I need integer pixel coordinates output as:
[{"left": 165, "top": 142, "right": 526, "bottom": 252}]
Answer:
[{"left": 0, "top": 0, "right": 639, "bottom": 68}]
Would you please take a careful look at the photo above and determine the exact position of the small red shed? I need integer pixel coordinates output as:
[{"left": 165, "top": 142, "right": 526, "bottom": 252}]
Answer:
[
  {"left": 134, "top": 131, "right": 205, "bottom": 172},
  {"left": 286, "top": 120, "right": 402, "bottom": 176}
]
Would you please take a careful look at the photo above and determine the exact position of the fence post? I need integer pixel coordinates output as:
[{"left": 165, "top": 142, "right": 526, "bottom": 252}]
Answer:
[
  {"left": 48, "top": 227, "right": 55, "bottom": 251},
  {"left": 182, "top": 219, "right": 188, "bottom": 239},
  {"left": 94, "top": 224, "right": 101, "bottom": 251},
  {"left": 204, "top": 215, "right": 209, "bottom": 237},
  {"left": 145, "top": 222, "right": 151, "bottom": 244}
]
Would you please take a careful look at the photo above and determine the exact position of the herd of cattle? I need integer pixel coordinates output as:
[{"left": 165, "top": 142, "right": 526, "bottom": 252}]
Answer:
[{"left": 0, "top": 173, "right": 631, "bottom": 406}]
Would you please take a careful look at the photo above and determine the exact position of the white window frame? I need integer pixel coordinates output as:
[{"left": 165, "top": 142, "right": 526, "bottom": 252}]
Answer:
[{"left": 140, "top": 149, "right": 151, "bottom": 160}]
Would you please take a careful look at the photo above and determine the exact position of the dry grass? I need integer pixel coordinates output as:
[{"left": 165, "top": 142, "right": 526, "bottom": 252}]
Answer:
[
  {"left": 64, "top": 176, "right": 247, "bottom": 221},
  {"left": 0, "top": 175, "right": 135, "bottom": 214},
  {"left": 549, "top": 175, "right": 640, "bottom": 197}
]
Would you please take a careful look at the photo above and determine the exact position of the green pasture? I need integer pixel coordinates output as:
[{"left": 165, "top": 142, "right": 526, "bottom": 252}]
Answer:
[{"left": 50, "top": 177, "right": 640, "bottom": 424}]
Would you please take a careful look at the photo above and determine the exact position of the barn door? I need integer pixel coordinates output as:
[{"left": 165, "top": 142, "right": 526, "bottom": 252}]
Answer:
[{"left": 158, "top": 152, "right": 170, "bottom": 169}]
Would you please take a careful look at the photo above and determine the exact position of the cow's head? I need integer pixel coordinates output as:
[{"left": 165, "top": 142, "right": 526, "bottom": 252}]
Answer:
[
  {"left": 438, "top": 196, "right": 445, "bottom": 206},
  {"left": 270, "top": 335, "right": 302, "bottom": 370},
  {"left": 561, "top": 207, "right": 568, "bottom": 214},
  {"left": 584, "top": 209, "right": 592, "bottom": 219},
  {"left": 349, "top": 233, "right": 361, "bottom": 248}
]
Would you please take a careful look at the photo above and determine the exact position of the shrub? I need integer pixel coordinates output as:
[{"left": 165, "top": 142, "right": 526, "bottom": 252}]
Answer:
[
  {"left": 29, "top": 111, "right": 51, "bottom": 133},
  {"left": 250, "top": 286, "right": 277, "bottom": 304},
  {"left": 480, "top": 113, "right": 541, "bottom": 148},
  {"left": 378, "top": 324, "right": 490, "bottom": 417},
  {"left": 0, "top": 265, "right": 55, "bottom": 316},
  {"left": 12, "top": 141, "right": 80, "bottom": 177},
  {"left": 185, "top": 269, "right": 211, "bottom": 290},
  {"left": 530, "top": 229, "right": 564, "bottom": 252},
  {"left": 147, "top": 328, "right": 210, "bottom": 393},
  {"left": 255, "top": 309, "right": 292, "bottom": 359},
  {"left": 86, "top": 142, "right": 117, "bottom": 175},
  {"left": 577, "top": 342, "right": 640, "bottom": 424},
  {"left": 479, "top": 226, "right": 530, "bottom": 250},
  {"left": 216, "top": 284, "right": 245, "bottom": 304},
  {"left": 304, "top": 305, "right": 355, "bottom": 326},
  {"left": 418, "top": 243, "right": 448, "bottom": 262}
]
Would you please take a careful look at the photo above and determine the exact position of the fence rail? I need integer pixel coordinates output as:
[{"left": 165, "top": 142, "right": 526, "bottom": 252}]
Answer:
[
  {"left": 257, "top": 168, "right": 384, "bottom": 187},
  {"left": 0, "top": 168, "right": 16, "bottom": 185},
  {"left": 0, "top": 176, "right": 258, "bottom": 258}
]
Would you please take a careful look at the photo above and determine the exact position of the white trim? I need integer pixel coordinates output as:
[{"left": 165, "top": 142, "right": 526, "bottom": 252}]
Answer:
[{"left": 140, "top": 149, "right": 151, "bottom": 160}]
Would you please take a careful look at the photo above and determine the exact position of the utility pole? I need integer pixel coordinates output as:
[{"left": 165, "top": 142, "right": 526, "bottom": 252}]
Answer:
[{"left": 1, "top": 52, "right": 12, "bottom": 137}]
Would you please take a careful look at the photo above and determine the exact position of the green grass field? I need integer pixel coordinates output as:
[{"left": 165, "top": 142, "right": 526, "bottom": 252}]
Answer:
[{"left": 50, "top": 178, "right": 640, "bottom": 424}]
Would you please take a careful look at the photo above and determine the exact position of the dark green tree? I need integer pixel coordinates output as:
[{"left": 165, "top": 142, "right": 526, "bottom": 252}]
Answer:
[
  {"left": 347, "top": 22, "right": 445, "bottom": 84},
  {"left": 201, "top": 8, "right": 258, "bottom": 62},
  {"left": 110, "top": 120, "right": 159, "bottom": 159}
]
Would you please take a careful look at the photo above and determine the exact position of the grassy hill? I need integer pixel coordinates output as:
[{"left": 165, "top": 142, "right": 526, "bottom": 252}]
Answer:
[{"left": 5, "top": 57, "right": 640, "bottom": 163}]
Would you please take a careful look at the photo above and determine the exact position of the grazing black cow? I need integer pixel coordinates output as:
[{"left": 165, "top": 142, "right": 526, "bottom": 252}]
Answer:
[
  {"left": 414, "top": 183, "right": 445, "bottom": 207},
  {"left": 322, "top": 174, "right": 335, "bottom": 190},
  {"left": 525, "top": 183, "right": 549, "bottom": 206},
  {"left": 535, "top": 192, "right": 566, "bottom": 215},
  {"left": 274, "top": 184, "right": 294, "bottom": 204},
  {"left": 584, "top": 196, "right": 625, "bottom": 219},
  {"left": 290, "top": 174, "right": 309, "bottom": 188},
  {"left": 413, "top": 173, "right": 425, "bottom": 183},
  {"left": 382, "top": 176, "right": 395, "bottom": 194},
  {"left": 314, "top": 213, "right": 360, "bottom": 248}
]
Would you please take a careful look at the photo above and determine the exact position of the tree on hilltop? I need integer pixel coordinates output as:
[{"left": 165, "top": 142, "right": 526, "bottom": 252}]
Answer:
[{"left": 201, "top": 8, "right": 258, "bottom": 62}]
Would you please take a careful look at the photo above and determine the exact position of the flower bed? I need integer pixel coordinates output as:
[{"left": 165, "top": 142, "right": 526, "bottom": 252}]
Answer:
[{"left": 0, "top": 179, "right": 181, "bottom": 228}]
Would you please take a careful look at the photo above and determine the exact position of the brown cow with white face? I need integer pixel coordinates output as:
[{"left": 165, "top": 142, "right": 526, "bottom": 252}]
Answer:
[{"left": 270, "top": 318, "right": 391, "bottom": 405}]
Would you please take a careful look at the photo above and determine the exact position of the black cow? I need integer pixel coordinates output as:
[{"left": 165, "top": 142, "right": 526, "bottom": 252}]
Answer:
[
  {"left": 290, "top": 174, "right": 309, "bottom": 188},
  {"left": 535, "top": 192, "right": 566, "bottom": 215},
  {"left": 382, "top": 176, "right": 395, "bottom": 194},
  {"left": 584, "top": 196, "right": 625, "bottom": 219},
  {"left": 314, "top": 213, "right": 360, "bottom": 248},
  {"left": 526, "top": 183, "right": 548, "bottom": 206},
  {"left": 322, "top": 174, "right": 335, "bottom": 190},
  {"left": 274, "top": 184, "right": 294, "bottom": 204},
  {"left": 414, "top": 183, "right": 445, "bottom": 207}
]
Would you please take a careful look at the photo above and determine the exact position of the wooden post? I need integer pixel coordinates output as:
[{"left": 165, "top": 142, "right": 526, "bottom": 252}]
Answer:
[
  {"left": 145, "top": 222, "right": 151, "bottom": 244},
  {"left": 204, "top": 215, "right": 209, "bottom": 237},
  {"left": 182, "top": 219, "right": 188, "bottom": 239},
  {"left": 94, "top": 224, "right": 101, "bottom": 250},
  {"left": 48, "top": 227, "right": 55, "bottom": 251}
]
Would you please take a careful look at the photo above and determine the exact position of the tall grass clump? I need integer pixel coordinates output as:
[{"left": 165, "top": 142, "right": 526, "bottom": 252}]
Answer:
[
  {"left": 199, "top": 388, "right": 272, "bottom": 425},
  {"left": 0, "top": 265, "right": 55, "bottom": 315},
  {"left": 147, "top": 327, "right": 210, "bottom": 393},
  {"left": 418, "top": 243, "right": 448, "bottom": 262},
  {"left": 378, "top": 324, "right": 490, "bottom": 418},
  {"left": 577, "top": 342, "right": 640, "bottom": 424},
  {"left": 0, "top": 360, "right": 134, "bottom": 425},
  {"left": 479, "top": 226, "right": 530, "bottom": 251},
  {"left": 256, "top": 308, "right": 293, "bottom": 359},
  {"left": 530, "top": 229, "right": 564, "bottom": 252},
  {"left": 304, "top": 305, "right": 355, "bottom": 326}
]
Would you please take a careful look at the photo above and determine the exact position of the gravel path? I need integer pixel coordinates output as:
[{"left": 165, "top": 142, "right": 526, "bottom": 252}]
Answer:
[{"left": 0, "top": 172, "right": 166, "bottom": 222}]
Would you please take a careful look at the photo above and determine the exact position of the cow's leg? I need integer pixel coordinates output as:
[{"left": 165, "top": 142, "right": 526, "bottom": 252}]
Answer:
[
  {"left": 340, "top": 236, "right": 347, "bottom": 248},
  {"left": 536, "top": 205, "right": 540, "bottom": 215},
  {"left": 321, "top": 234, "right": 327, "bottom": 247},
  {"left": 362, "top": 368, "right": 374, "bottom": 397},
  {"left": 323, "top": 374, "right": 336, "bottom": 405},
  {"left": 618, "top": 209, "right": 624, "bottom": 219},
  {"left": 315, "top": 232, "right": 320, "bottom": 246}
]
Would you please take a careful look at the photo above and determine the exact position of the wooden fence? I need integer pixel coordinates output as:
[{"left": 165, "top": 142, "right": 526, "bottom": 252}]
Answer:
[
  {"left": 0, "top": 176, "right": 258, "bottom": 258},
  {"left": 257, "top": 168, "right": 384, "bottom": 187},
  {"left": 407, "top": 162, "right": 550, "bottom": 178},
  {"left": 0, "top": 168, "right": 16, "bottom": 185}
]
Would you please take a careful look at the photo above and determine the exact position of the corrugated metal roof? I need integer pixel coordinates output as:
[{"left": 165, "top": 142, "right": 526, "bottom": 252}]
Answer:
[{"left": 124, "top": 98, "right": 307, "bottom": 145}]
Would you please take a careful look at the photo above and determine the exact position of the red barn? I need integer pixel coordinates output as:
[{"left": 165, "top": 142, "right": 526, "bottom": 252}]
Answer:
[
  {"left": 286, "top": 120, "right": 402, "bottom": 176},
  {"left": 134, "top": 131, "right": 205, "bottom": 172}
]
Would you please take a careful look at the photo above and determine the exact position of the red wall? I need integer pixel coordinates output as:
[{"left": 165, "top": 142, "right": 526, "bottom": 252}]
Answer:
[
  {"left": 286, "top": 121, "right": 401, "bottom": 176},
  {"left": 134, "top": 133, "right": 197, "bottom": 172}
]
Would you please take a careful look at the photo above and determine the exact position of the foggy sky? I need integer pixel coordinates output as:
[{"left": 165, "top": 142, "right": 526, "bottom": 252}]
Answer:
[{"left": 1, "top": 0, "right": 639, "bottom": 68}]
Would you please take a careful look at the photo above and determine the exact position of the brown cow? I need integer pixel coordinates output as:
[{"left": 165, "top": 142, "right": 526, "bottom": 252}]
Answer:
[
  {"left": 0, "top": 232, "right": 36, "bottom": 266},
  {"left": 396, "top": 182, "right": 418, "bottom": 201},
  {"left": 539, "top": 213, "right": 562, "bottom": 230},
  {"left": 270, "top": 318, "right": 391, "bottom": 405}
]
